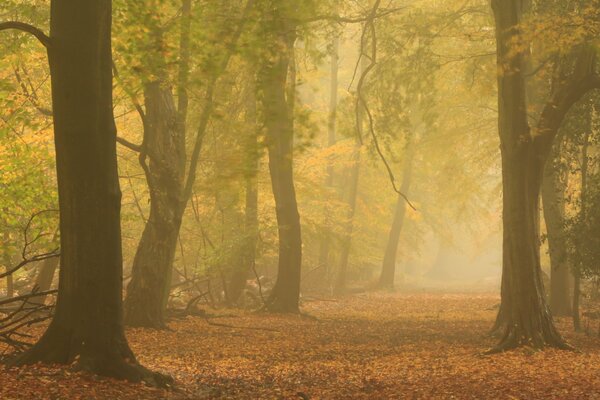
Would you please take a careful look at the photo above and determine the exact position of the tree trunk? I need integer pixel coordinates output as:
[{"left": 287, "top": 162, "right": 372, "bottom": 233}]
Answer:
[
  {"left": 490, "top": 0, "right": 568, "bottom": 351},
  {"left": 377, "top": 149, "right": 415, "bottom": 289},
  {"left": 123, "top": 82, "right": 185, "bottom": 328},
  {"left": 13, "top": 0, "right": 167, "bottom": 384},
  {"left": 227, "top": 89, "right": 259, "bottom": 305},
  {"left": 574, "top": 124, "right": 591, "bottom": 331},
  {"left": 31, "top": 256, "right": 59, "bottom": 305},
  {"left": 317, "top": 37, "right": 339, "bottom": 280},
  {"left": 123, "top": 0, "right": 190, "bottom": 328},
  {"left": 335, "top": 44, "right": 368, "bottom": 295},
  {"left": 542, "top": 146, "right": 572, "bottom": 317},
  {"left": 259, "top": 10, "right": 302, "bottom": 313}
]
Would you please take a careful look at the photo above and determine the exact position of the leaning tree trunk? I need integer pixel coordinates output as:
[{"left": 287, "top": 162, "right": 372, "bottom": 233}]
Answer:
[
  {"left": 490, "top": 0, "right": 569, "bottom": 351},
  {"left": 13, "top": 0, "right": 166, "bottom": 384},
  {"left": 123, "top": 82, "right": 185, "bottom": 328},
  {"left": 259, "top": 11, "right": 302, "bottom": 313},
  {"left": 542, "top": 145, "right": 572, "bottom": 317},
  {"left": 377, "top": 149, "right": 415, "bottom": 289}
]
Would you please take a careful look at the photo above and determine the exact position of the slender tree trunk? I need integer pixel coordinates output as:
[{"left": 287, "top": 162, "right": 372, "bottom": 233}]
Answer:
[
  {"left": 123, "top": 82, "right": 185, "bottom": 328},
  {"left": 259, "top": 9, "right": 302, "bottom": 313},
  {"left": 318, "top": 37, "right": 339, "bottom": 279},
  {"left": 227, "top": 88, "right": 259, "bottom": 305},
  {"left": 13, "top": 0, "right": 167, "bottom": 384},
  {"left": 335, "top": 43, "right": 368, "bottom": 295},
  {"left": 542, "top": 145, "right": 572, "bottom": 317},
  {"left": 377, "top": 149, "right": 415, "bottom": 289},
  {"left": 574, "top": 125, "right": 591, "bottom": 331}
]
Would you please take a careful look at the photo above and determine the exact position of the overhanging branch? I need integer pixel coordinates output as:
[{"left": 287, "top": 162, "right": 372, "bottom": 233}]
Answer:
[{"left": 0, "top": 21, "right": 50, "bottom": 48}]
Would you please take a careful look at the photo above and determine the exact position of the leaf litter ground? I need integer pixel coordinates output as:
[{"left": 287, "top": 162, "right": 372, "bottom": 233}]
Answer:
[{"left": 2, "top": 292, "right": 600, "bottom": 399}]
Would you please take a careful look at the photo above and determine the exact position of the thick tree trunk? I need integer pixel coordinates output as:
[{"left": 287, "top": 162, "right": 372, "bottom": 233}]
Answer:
[
  {"left": 259, "top": 11, "right": 302, "bottom": 313},
  {"left": 377, "top": 150, "right": 415, "bottom": 289},
  {"left": 542, "top": 148, "right": 572, "bottom": 317},
  {"left": 124, "top": 83, "right": 185, "bottom": 328},
  {"left": 490, "top": 0, "right": 568, "bottom": 351},
  {"left": 317, "top": 37, "right": 339, "bottom": 280},
  {"left": 13, "top": 0, "right": 167, "bottom": 384}
]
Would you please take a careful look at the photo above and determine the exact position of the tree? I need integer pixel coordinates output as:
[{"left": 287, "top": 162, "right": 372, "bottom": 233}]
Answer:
[
  {"left": 0, "top": 0, "right": 167, "bottom": 383},
  {"left": 122, "top": 0, "right": 253, "bottom": 327},
  {"left": 490, "top": 0, "right": 599, "bottom": 351},
  {"left": 257, "top": 0, "right": 302, "bottom": 312},
  {"left": 542, "top": 140, "right": 572, "bottom": 316},
  {"left": 378, "top": 148, "right": 414, "bottom": 289}
]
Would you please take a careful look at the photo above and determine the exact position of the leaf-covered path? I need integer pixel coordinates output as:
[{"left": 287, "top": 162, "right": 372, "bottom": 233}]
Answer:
[{"left": 3, "top": 292, "right": 600, "bottom": 399}]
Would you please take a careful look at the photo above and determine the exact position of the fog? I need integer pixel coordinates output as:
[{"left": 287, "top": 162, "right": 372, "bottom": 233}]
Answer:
[{"left": 0, "top": 0, "right": 598, "bottom": 398}]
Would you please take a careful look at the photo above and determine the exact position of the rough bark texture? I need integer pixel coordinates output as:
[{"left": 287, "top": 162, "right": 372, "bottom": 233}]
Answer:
[
  {"left": 124, "top": 83, "right": 185, "bottom": 328},
  {"left": 13, "top": 0, "right": 168, "bottom": 384},
  {"left": 377, "top": 149, "right": 414, "bottom": 289},
  {"left": 259, "top": 7, "right": 302, "bottom": 313}
]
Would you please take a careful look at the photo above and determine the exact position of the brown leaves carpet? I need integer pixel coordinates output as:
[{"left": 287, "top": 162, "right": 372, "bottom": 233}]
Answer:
[{"left": 2, "top": 292, "right": 600, "bottom": 399}]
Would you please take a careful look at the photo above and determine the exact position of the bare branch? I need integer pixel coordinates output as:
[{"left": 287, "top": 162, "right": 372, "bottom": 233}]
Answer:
[
  {"left": 0, "top": 21, "right": 50, "bottom": 48},
  {"left": 116, "top": 136, "right": 143, "bottom": 152}
]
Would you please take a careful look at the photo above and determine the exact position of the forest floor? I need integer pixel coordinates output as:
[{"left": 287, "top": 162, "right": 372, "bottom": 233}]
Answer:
[{"left": 2, "top": 292, "right": 600, "bottom": 399}]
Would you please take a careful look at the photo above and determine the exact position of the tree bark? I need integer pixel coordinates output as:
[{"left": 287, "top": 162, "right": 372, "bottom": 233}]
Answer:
[
  {"left": 12, "top": 0, "right": 168, "bottom": 384},
  {"left": 490, "top": 0, "right": 568, "bottom": 351},
  {"left": 123, "top": 82, "right": 185, "bottom": 328},
  {"left": 542, "top": 143, "right": 572, "bottom": 317},
  {"left": 377, "top": 148, "right": 415, "bottom": 289},
  {"left": 259, "top": 8, "right": 302, "bottom": 313}
]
